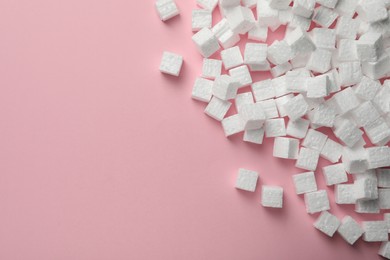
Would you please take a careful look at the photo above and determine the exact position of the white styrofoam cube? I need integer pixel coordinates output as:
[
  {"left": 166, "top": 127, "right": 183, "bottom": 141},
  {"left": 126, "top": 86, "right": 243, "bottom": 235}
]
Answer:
[
  {"left": 197, "top": 0, "right": 219, "bottom": 10},
  {"left": 192, "top": 77, "right": 213, "bottom": 102},
  {"left": 286, "top": 117, "right": 310, "bottom": 139},
  {"left": 271, "top": 62, "right": 292, "bottom": 77},
  {"left": 240, "top": 103, "right": 266, "bottom": 130},
  {"left": 248, "top": 24, "right": 268, "bottom": 42},
  {"left": 244, "top": 43, "right": 268, "bottom": 67},
  {"left": 312, "top": 28, "right": 336, "bottom": 50},
  {"left": 367, "top": 146, "right": 390, "bottom": 169},
  {"left": 283, "top": 94, "right": 309, "bottom": 121},
  {"left": 337, "top": 216, "right": 364, "bottom": 245},
  {"left": 192, "top": 28, "right": 220, "bottom": 58},
  {"left": 342, "top": 146, "right": 368, "bottom": 173},
  {"left": 304, "top": 190, "right": 330, "bottom": 214},
  {"left": 377, "top": 169, "right": 390, "bottom": 188},
  {"left": 243, "top": 128, "right": 265, "bottom": 144},
  {"left": 355, "top": 199, "right": 380, "bottom": 214},
  {"left": 221, "top": 46, "right": 243, "bottom": 70},
  {"left": 379, "top": 188, "right": 390, "bottom": 209},
  {"left": 335, "top": 16, "right": 360, "bottom": 40},
  {"left": 335, "top": 184, "right": 356, "bottom": 204},
  {"left": 267, "top": 40, "right": 293, "bottom": 65},
  {"left": 306, "top": 75, "right": 331, "bottom": 98},
  {"left": 362, "top": 221, "right": 388, "bottom": 242},
  {"left": 312, "top": 6, "right": 338, "bottom": 28},
  {"left": 261, "top": 185, "right": 284, "bottom": 208},
  {"left": 320, "top": 138, "right": 343, "bottom": 163},
  {"left": 285, "top": 27, "right": 316, "bottom": 56},
  {"left": 159, "top": 51, "right": 183, "bottom": 76},
  {"left": 235, "top": 168, "right": 258, "bottom": 192},
  {"left": 222, "top": 114, "right": 245, "bottom": 137},
  {"left": 252, "top": 79, "right": 275, "bottom": 102},
  {"left": 265, "top": 118, "right": 286, "bottom": 137},
  {"left": 272, "top": 75, "right": 290, "bottom": 97},
  {"left": 235, "top": 92, "right": 254, "bottom": 113},
  {"left": 356, "top": 1, "right": 388, "bottom": 23},
  {"left": 334, "top": 119, "right": 363, "bottom": 148},
  {"left": 289, "top": 14, "right": 311, "bottom": 31},
  {"left": 356, "top": 32, "right": 384, "bottom": 62},
  {"left": 229, "top": 65, "right": 253, "bottom": 87},
  {"left": 155, "top": 0, "right": 180, "bottom": 21},
  {"left": 314, "top": 211, "right": 341, "bottom": 237},
  {"left": 302, "top": 129, "right": 328, "bottom": 152},
  {"left": 257, "top": 0, "right": 280, "bottom": 28},
  {"left": 373, "top": 83, "right": 390, "bottom": 115},
  {"left": 332, "top": 87, "right": 360, "bottom": 114},
  {"left": 202, "top": 58, "right": 222, "bottom": 79},
  {"left": 269, "top": 0, "right": 292, "bottom": 10},
  {"left": 292, "top": 171, "right": 317, "bottom": 195},
  {"left": 212, "top": 75, "right": 240, "bottom": 100},
  {"left": 285, "top": 69, "right": 310, "bottom": 93},
  {"left": 226, "top": 6, "right": 256, "bottom": 35},
  {"left": 364, "top": 118, "right": 390, "bottom": 146},
  {"left": 338, "top": 62, "right": 363, "bottom": 86},
  {"left": 275, "top": 94, "right": 294, "bottom": 117},
  {"left": 362, "top": 53, "right": 390, "bottom": 80},
  {"left": 259, "top": 99, "right": 279, "bottom": 119},
  {"left": 292, "top": 0, "right": 315, "bottom": 18},
  {"left": 212, "top": 18, "right": 241, "bottom": 49},
  {"left": 354, "top": 76, "right": 380, "bottom": 101},
  {"left": 273, "top": 137, "right": 299, "bottom": 159},
  {"left": 379, "top": 242, "right": 390, "bottom": 259},
  {"left": 323, "top": 163, "right": 348, "bottom": 186},
  {"left": 354, "top": 176, "right": 378, "bottom": 201},
  {"left": 317, "top": 0, "right": 338, "bottom": 8},
  {"left": 296, "top": 147, "right": 320, "bottom": 171},
  {"left": 338, "top": 39, "right": 358, "bottom": 62},
  {"left": 192, "top": 9, "right": 212, "bottom": 31},
  {"left": 350, "top": 101, "right": 380, "bottom": 128},
  {"left": 204, "top": 96, "right": 231, "bottom": 121},
  {"left": 335, "top": 0, "right": 357, "bottom": 17},
  {"left": 308, "top": 103, "right": 336, "bottom": 127}
]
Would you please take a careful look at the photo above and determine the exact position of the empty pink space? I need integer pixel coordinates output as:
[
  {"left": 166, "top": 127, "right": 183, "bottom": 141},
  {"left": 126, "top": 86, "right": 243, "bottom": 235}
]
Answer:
[{"left": 0, "top": 0, "right": 384, "bottom": 259}]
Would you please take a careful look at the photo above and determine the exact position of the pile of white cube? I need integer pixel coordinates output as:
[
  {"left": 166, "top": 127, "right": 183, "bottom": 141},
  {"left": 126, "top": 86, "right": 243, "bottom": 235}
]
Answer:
[{"left": 156, "top": 0, "right": 390, "bottom": 258}]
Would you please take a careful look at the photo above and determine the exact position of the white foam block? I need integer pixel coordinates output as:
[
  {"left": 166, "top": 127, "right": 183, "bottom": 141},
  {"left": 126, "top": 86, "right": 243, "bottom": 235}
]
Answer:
[
  {"left": 335, "top": 184, "right": 356, "bottom": 204},
  {"left": 302, "top": 129, "right": 328, "bottom": 152},
  {"left": 285, "top": 27, "right": 316, "bottom": 56},
  {"left": 293, "top": 171, "right": 317, "bottom": 195},
  {"left": 226, "top": 6, "right": 256, "bottom": 34},
  {"left": 354, "top": 76, "right": 380, "bottom": 101},
  {"left": 312, "top": 28, "right": 336, "bottom": 50},
  {"left": 338, "top": 39, "right": 358, "bottom": 62},
  {"left": 240, "top": 103, "right": 266, "bottom": 130},
  {"left": 235, "top": 168, "right": 259, "bottom": 192},
  {"left": 212, "top": 18, "right": 240, "bottom": 49},
  {"left": 337, "top": 216, "right": 364, "bottom": 245},
  {"left": 283, "top": 94, "right": 309, "bottom": 121},
  {"left": 314, "top": 211, "right": 341, "bottom": 237},
  {"left": 229, "top": 65, "right": 253, "bottom": 87},
  {"left": 355, "top": 199, "right": 380, "bottom": 214},
  {"left": 235, "top": 92, "right": 254, "bottom": 113},
  {"left": 332, "top": 87, "right": 360, "bottom": 114},
  {"left": 192, "top": 77, "right": 213, "bottom": 103},
  {"left": 221, "top": 46, "right": 243, "bottom": 70},
  {"left": 261, "top": 185, "right": 284, "bottom": 208},
  {"left": 306, "top": 75, "right": 331, "bottom": 98},
  {"left": 155, "top": 0, "right": 180, "bottom": 21},
  {"left": 159, "top": 51, "right": 183, "bottom": 76},
  {"left": 338, "top": 62, "right": 363, "bottom": 87},
  {"left": 197, "top": 0, "right": 219, "bottom": 10},
  {"left": 275, "top": 94, "right": 294, "bottom": 117},
  {"left": 286, "top": 117, "right": 310, "bottom": 139},
  {"left": 335, "top": 16, "right": 359, "bottom": 40},
  {"left": 377, "top": 169, "right": 390, "bottom": 188},
  {"left": 244, "top": 43, "right": 268, "bottom": 67},
  {"left": 367, "top": 146, "right": 390, "bottom": 169},
  {"left": 296, "top": 147, "right": 320, "bottom": 171},
  {"left": 265, "top": 118, "right": 286, "bottom": 137},
  {"left": 204, "top": 96, "right": 231, "bottom": 121},
  {"left": 304, "top": 190, "right": 330, "bottom": 214},
  {"left": 192, "top": 28, "right": 220, "bottom": 58},
  {"left": 252, "top": 79, "right": 275, "bottom": 102},
  {"left": 192, "top": 9, "right": 212, "bottom": 31},
  {"left": 308, "top": 103, "right": 336, "bottom": 127},
  {"left": 362, "top": 221, "right": 388, "bottom": 242},
  {"left": 222, "top": 114, "right": 245, "bottom": 137},
  {"left": 212, "top": 75, "right": 240, "bottom": 100},
  {"left": 259, "top": 99, "right": 279, "bottom": 119},
  {"left": 379, "top": 242, "right": 390, "bottom": 259},
  {"left": 320, "top": 138, "right": 343, "bottom": 163},
  {"left": 379, "top": 188, "right": 390, "bottom": 209},
  {"left": 248, "top": 24, "right": 268, "bottom": 42},
  {"left": 312, "top": 6, "right": 338, "bottom": 28},
  {"left": 323, "top": 163, "right": 348, "bottom": 186},
  {"left": 202, "top": 58, "right": 222, "bottom": 79},
  {"left": 267, "top": 40, "right": 293, "bottom": 65},
  {"left": 273, "top": 137, "right": 299, "bottom": 159},
  {"left": 292, "top": 0, "right": 315, "bottom": 18},
  {"left": 244, "top": 128, "right": 265, "bottom": 144}
]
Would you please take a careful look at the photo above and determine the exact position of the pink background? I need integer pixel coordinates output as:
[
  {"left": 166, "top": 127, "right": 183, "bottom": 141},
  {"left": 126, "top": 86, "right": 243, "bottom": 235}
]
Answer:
[{"left": 0, "top": 0, "right": 385, "bottom": 259}]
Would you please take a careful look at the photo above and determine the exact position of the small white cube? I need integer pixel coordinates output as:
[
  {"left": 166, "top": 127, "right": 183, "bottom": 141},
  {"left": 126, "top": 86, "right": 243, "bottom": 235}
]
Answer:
[
  {"left": 377, "top": 169, "right": 390, "bottom": 188},
  {"left": 306, "top": 76, "right": 331, "bottom": 98},
  {"left": 248, "top": 24, "right": 268, "bottom": 42},
  {"left": 229, "top": 65, "right": 253, "bottom": 87},
  {"left": 320, "top": 138, "right": 343, "bottom": 163},
  {"left": 155, "top": 0, "right": 180, "bottom": 21},
  {"left": 292, "top": 0, "right": 315, "bottom": 18},
  {"left": 221, "top": 46, "right": 244, "bottom": 70},
  {"left": 379, "top": 188, "right": 390, "bottom": 209},
  {"left": 267, "top": 40, "right": 293, "bottom": 65},
  {"left": 283, "top": 94, "right": 309, "bottom": 121},
  {"left": 244, "top": 43, "right": 268, "bottom": 67},
  {"left": 159, "top": 51, "right": 183, "bottom": 76},
  {"left": 302, "top": 129, "right": 328, "bottom": 152},
  {"left": 337, "top": 216, "right": 364, "bottom": 245},
  {"left": 296, "top": 147, "right": 320, "bottom": 171},
  {"left": 314, "top": 211, "right": 341, "bottom": 237},
  {"left": 362, "top": 221, "right": 388, "bottom": 242},
  {"left": 197, "top": 0, "right": 219, "bottom": 10},
  {"left": 379, "top": 242, "right": 390, "bottom": 259},
  {"left": 252, "top": 79, "right": 275, "bottom": 102},
  {"left": 192, "top": 77, "right": 213, "bottom": 103},
  {"left": 273, "top": 137, "right": 299, "bottom": 159},
  {"left": 323, "top": 163, "right": 348, "bottom": 186},
  {"left": 235, "top": 168, "right": 259, "bottom": 192},
  {"left": 204, "top": 96, "right": 231, "bottom": 121},
  {"left": 293, "top": 171, "right": 317, "bottom": 195},
  {"left": 202, "top": 58, "right": 222, "bottom": 79},
  {"left": 304, "top": 190, "right": 330, "bottom": 214},
  {"left": 192, "top": 28, "right": 220, "bottom": 58},
  {"left": 261, "top": 185, "right": 283, "bottom": 208},
  {"left": 335, "top": 16, "right": 360, "bottom": 40},
  {"left": 212, "top": 75, "right": 240, "bottom": 100},
  {"left": 286, "top": 117, "right": 310, "bottom": 139},
  {"left": 306, "top": 49, "right": 332, "bottom": 74},
  {"left": 240, "top": 103, "right": 266, "bottom": 130},
  {"left": 355, "top": 199, "right": 380, "bottom": 214},
  {"left": 335, "top": 184, "right": 356, "bottom": 204},
  {"left": 265, "top": 118, "right": 286, "bottom": 138},
  {"left": 226, "top": 6, "right": 256, "bottom": 34},
  {"left": 192, "top": 9, "right": 212, "bottom": 31},
  {"left": 243, "top": 128, "right": 265, "bottom": 144}
]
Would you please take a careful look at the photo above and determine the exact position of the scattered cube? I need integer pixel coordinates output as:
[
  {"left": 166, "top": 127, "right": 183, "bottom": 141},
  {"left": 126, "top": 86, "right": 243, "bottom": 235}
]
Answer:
[
  {"left": 355, "top": 199, "right": 380, "bottom": 214},
  {"left": 252, "top": 79, "right": 275, "bottom": 102},
  {"left": 265, "top": 118, "right": 286, "bottom": 137},
  {"left": 229, "top": 65, "right": 253, "bottom": 87},
  {"left": 304, "top": 190, "right": 330, "bottom": 214},
  {"left": 377, "top": 169, "right": 390, "bottom": 188},
  {"left": 192, "top": 77, "right": 213, "bottom": 102},
  {"left": 159, "top": 51, "right": 183, "bottom": 76},
  {"left": 226, "top": 6, "right": 256, "bottom": 35},
  {"left": 273, "top": 137, "right": 299, "bottom": 159},
  {"left": 202, "top": 58, "right": 222, "bottom": 79},
  {"left": 222, "top": 114, "right": 245, "bottom": 137},
  {"left": 320, "top": 138, "right": 343, "bottom": 163},
  {"left": 221, "top": 46, "right": 244, "bottom": 70},
  {"left": 379, "top": 242, "right": 390, "bottom": 259},
  {"left": 337, "top": 216, "right": 364, "bottom": 245},
  {"left": 267, "top": 40, "right": 293, "bottom": 65},
  {"left": 155, "top": 0, "right": 180, "bottom": 21},
  {"left": 322, "top": 163, "right": 348, "bottom": 186},
  {"left": 204, "top": 96, "right": 231, "bottom": 121},
  {"left": 212, "top": 75, "right": 240, "bottom": 100},
  {"left": 283, "top": 94, "right": 309, "bottom": 121},
  {"left": 243, "top": 128, "right": 265, "bottom": 144},
  {"left": 261, "top": 185, "right": 283, "bottom": 208},
  {"left": 286, "top": 117, "right": 310, "bottom": 139},
  {"left": 362, "top": 221, "right": 388, "bottom": 242},
  {"left": 192, "top": 9, "right": 212, "bottom": 31},
  {"left": 240, "top": 103, "right": 266, "bottom": 130},
  {"left": 296, "top": 147, "right": 320, "bottom": 171},
  {"left": 235, "top": 168, "right": 259, "bottom": 192},
  {"left": 314, "top": 211, "right": 340, "bottom": 237},
  {"left": 293, "top": 171, "right": 317, "bottom": 195},
  {"left": 302, "top": 129, "right": 328, "bottom": 152},
  {"left": 192, "top": 28, "right": 220, "bottom": 58},
  {"left": 335, "top": 184, "right": 356, "bottom": 204}
]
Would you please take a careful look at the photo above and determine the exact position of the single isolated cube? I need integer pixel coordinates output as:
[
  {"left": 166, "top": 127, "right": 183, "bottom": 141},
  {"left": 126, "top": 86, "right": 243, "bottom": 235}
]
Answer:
[
  {"left": 192, "top": 77, "right": 213, "bottom": 103},
  {"left": 323, "top": 163, "right": 348, "bottom": 186},
  {"left": 362, "top": 221, "right": 388, "bottom": 242},
  {"left": 204, "top": 96, "right": 231, "bottom": 121},
  {"left": 202, "top": 58, "right": 222, "bottom": 79},
  {"left": 155, "top": 0, "right": 180, "bottom": 21},
  {"left": 273, "top": 137, "right": 299, "bottom": 159},
  {"left": 314, "top": 211, "right": 341, "bottom": 237},
  {"left": 304, "top": 190, "right": 330, "bottom": 214},
  {"left": 296, "top": 147, "right": 320, "bottom": 171},
  {"left": 379, "top": 242, "right": 390, "bottom": 260},
  {"left": 159, "top": 51, "right": 183, "bottom": 76},
  {"left": 240, "top": 103, "right": 266, "bottom": 130},
  {"left": 261, "top": 185, "right": 283, "bottom": 208},
  {"left": 265, "top": 118, "right": 286, "bottom": 138},
  {"left": 302, "top": 129, "right": 328, "bottom": 152},
  {"left": 283, "top": 94, "right": 309, "bottom": 121},
  {"left": 292, "top": 171, "right": 317, "bottom": 195},
  {"left": 192, "top": 9, "right": 212, "bottom": 31},
  {"left": 222, "top": 114, "right": 245, "bottom": 137},
  {"left": 192, "top": 28, "right": 220, "bottom": 58},
  {"left": 212, "top": 75, "right": 240, "bottom": 101},
  {"left": 337, "top": 216, "right": 364, "bottom": 245},
  {"left": 286, "top": 117, "right": 310, "bottom": 139},
  {"left": 320, "top": 138, "right": 343, "bottom": 163},
  {"left": 235, "top": 168, "right": 259, "bottom": 192},
  {"left": 221, "top": 46, "right": 244, "bottom": 70},
  {"left": 335, "top": 184, "right": 356, "bottom": 204}
]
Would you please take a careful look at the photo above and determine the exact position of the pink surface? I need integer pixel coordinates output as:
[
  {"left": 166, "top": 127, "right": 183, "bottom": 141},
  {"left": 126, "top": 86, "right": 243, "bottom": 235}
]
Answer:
[{"left": 0, "top": 1, "right": 385, "bottom": 259}]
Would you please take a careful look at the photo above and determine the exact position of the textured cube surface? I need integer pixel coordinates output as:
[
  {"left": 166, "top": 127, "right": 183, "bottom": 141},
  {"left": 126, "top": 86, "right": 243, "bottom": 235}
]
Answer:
[
  {"left": 337, "top": 216, "right": 364, "bottom": 245},
  {"left": 314, "top": 211, "right": 340, "bottom": 237},
  {"left": 293, "top": 171, "right": 317, "bottom": 195},
  {"left": 261, "top": 185, "right": 283, "bottom": 208},
  {"left": 235, "top": 168, "right": 259, "bottom": 192},
  {"left": 304, "top": 190, "right": 330, "bottom": 214},
  {"left": 159, "top": 51, "right": 183, "bottom": 76},
  {"left": 155, "top": 0, "right": 180, "bottom": 21}
]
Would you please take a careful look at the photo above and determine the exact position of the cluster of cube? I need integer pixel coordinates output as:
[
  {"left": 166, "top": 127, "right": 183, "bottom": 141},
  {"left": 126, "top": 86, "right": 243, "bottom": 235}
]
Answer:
[{"left": 156, "top": 0, "right": 390, "bottom": 258}]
